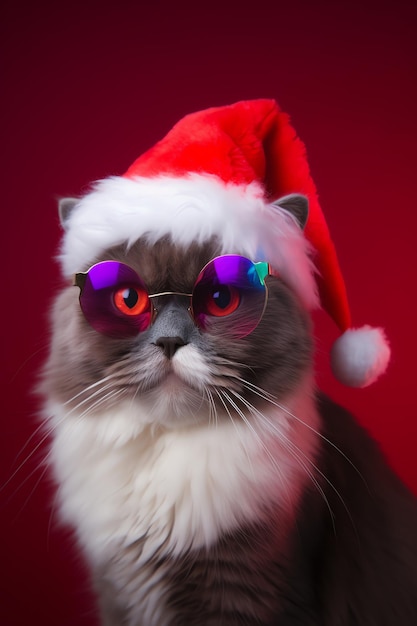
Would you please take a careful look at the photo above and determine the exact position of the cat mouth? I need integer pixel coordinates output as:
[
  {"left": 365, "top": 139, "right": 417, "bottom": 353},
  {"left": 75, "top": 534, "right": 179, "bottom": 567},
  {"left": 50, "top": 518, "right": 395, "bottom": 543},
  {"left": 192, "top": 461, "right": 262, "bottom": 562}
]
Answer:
[
  {"left": 139, "top": 343, "right": 212, "bottom": 403},
  {"left": 144, "top": 366, "right": 198, "bottom": 395},
  {"left": 160, "top": 371, "right": 187, "bottom": 390},
  {"left": 142, "top": 367, "right": 207, "bottom": 424}
]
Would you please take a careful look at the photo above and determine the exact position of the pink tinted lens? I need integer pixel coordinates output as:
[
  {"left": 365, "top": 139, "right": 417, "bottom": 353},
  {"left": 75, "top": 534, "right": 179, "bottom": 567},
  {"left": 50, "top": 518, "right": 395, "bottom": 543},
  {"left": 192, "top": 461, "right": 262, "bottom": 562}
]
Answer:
[
  {"left": 77, "top": 261, "right": 152, "bottom": 337},
  {"left": 192, "top": 255, "right": 267, "bottom": 338}
]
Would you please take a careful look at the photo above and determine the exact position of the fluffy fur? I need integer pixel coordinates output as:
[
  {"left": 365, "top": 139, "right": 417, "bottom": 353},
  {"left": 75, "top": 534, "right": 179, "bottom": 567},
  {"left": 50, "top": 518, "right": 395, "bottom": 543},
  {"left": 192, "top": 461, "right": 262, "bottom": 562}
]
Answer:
[
  {"left": 331, "top": 325, "right": 391, "bottom": 387},
  {"left": 41, "top": 231, "right": 417, "bottom": 625},
  {"left": 59, "top": 174, "right": 318, "bottom": 311}
]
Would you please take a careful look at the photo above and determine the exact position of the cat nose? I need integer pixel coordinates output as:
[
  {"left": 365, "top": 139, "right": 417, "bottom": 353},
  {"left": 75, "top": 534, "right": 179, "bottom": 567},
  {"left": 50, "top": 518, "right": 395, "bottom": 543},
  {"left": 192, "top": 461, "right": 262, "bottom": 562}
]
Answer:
[{"left": 155, "top": 336, "right": 186, "bottom": 359}]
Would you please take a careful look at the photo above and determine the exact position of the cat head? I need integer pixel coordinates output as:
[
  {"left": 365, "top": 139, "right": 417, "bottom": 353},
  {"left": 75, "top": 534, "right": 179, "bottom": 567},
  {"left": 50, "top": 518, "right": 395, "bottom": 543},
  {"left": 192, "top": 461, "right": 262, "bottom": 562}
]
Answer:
[
  {"left": 42, "top": 194, "right": 313, "bottom": 433},
  {"left": 44, "top": 98, "right": 390, "bottom": 437}
]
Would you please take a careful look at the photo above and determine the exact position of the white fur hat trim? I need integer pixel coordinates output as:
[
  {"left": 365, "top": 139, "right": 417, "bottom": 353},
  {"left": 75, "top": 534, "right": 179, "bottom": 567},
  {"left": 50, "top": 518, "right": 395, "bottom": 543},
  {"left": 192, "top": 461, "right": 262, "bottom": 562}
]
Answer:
[{"left": 59, "top": 173, "right": 319, "bottom": 311}]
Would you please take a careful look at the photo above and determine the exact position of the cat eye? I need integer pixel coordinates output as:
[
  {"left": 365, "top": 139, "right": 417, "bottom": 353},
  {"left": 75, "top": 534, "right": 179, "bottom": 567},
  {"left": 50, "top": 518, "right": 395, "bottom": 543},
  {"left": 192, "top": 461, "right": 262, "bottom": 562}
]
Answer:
[
  {"left": 74, "top": 255, "right": 270, "bottom": 339},
  {"left": 113, "top": 286, "right": 149, "bottom": 317}
]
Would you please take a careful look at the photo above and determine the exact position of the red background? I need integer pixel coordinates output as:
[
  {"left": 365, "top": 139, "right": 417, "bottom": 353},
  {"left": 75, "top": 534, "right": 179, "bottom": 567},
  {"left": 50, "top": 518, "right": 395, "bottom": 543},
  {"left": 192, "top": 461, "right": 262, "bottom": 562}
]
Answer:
[{"left": 1, "top": 2, "right": 416, "bottom": 624}]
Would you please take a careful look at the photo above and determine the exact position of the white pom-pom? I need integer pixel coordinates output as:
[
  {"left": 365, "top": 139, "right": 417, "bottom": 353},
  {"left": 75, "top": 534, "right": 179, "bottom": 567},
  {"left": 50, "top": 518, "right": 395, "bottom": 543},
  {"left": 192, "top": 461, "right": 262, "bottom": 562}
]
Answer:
[{"left": 330, "top": 326, "right": 391, "bottom": 387}]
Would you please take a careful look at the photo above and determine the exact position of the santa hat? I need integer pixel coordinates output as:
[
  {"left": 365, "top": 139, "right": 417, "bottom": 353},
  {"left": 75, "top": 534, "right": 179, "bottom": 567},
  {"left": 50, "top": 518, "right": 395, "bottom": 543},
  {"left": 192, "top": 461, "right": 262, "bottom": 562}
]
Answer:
[{"left": 60, "top": 99, "right": 390, "bottom": 387}]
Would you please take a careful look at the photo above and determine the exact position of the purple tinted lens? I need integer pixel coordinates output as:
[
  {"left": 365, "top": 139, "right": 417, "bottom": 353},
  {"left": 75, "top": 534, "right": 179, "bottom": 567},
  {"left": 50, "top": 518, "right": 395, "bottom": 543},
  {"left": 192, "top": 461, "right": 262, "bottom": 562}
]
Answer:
[
  {"left": 77, "top": 261, "right": 152, "bottom": 337},
  {"left": 192, "top": 255, "right": 267, "bottom": 338}
]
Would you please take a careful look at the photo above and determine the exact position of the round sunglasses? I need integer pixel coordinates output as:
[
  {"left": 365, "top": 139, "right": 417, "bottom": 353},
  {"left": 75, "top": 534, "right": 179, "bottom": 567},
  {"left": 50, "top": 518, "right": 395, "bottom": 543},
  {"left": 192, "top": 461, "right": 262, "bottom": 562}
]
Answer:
[{"left": 74, "top": 255, "right": 271, "bottom": 339}]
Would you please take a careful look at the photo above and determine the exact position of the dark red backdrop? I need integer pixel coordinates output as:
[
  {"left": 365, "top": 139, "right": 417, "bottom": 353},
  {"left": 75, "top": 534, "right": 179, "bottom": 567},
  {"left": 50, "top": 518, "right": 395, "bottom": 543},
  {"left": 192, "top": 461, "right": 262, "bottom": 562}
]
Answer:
[{"left": 1, "top": 2, "right": 416, "bottom": 624}]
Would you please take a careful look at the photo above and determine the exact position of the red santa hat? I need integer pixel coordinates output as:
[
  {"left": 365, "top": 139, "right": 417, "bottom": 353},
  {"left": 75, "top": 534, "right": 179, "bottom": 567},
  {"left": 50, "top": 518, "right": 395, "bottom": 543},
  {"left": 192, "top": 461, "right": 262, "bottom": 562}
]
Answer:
[{"left": 60, "top": 99, "right": 390, "bottom": 387}]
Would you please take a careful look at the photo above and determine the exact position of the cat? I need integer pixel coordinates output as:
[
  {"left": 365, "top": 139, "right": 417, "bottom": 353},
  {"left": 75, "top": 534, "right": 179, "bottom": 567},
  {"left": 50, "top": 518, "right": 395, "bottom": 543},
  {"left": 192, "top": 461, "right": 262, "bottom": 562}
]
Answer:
[
  {"left": 40, "top": 201, "right": 417, "bottom": 626},
  {"left": 40, "top": 99, "right": 417, "bottom": 625}
]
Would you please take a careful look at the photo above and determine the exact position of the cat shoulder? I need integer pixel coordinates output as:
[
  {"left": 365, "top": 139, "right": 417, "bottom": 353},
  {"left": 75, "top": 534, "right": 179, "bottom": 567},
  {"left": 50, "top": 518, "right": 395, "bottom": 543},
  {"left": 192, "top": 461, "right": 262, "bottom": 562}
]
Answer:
[{"left": 312, "top": 392, "right": 417, "bottom": 623}]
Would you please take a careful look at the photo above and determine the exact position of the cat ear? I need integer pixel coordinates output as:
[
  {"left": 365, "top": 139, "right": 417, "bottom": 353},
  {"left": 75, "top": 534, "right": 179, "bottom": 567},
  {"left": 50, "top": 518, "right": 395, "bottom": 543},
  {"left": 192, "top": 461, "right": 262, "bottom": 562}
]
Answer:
[
  {"left": 58, "top": 197, "right": 78, "bottom": 230},
  {"left": 271, "top": 194, "right": 309, "bottom": 230}
]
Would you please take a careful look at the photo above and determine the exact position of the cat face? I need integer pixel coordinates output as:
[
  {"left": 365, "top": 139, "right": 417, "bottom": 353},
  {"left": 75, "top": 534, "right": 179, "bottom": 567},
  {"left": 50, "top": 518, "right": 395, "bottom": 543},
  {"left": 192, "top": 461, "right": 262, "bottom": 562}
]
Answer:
[{"left": 42, "top": 236, "right": 313, "bottom": 431}]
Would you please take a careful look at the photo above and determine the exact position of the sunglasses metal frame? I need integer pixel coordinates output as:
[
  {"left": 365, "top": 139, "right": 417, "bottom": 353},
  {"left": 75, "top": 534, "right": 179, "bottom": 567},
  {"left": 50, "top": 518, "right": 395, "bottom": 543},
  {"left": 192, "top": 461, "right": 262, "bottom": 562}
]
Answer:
[{"left": 74, "top": 255, "right": 271, "bottom": 338}]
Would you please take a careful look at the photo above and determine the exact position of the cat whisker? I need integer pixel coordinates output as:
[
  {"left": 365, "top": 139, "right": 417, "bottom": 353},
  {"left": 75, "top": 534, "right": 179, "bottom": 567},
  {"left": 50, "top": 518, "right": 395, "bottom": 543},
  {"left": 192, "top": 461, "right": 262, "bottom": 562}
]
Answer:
[
  {"left": 62, "top": 374, "right": 119, "bottom": 406},
  {"left": 13, "top": 419, "right": 51, "bottom": 464},
  {"left": 224, "top": 392, "right": 324, "bottom": 518},
  {"left": 64, "top": 380, "right": 123, "bottom": 415},
  {"left": 203, "top": 386, "right": 218, "bottom": 428},
  {"left": 8, "top": 377, "right": 103, "bottom": 480},
  {"left": 10, "top": 464, "right": 51, "bottom": 523},
  {"left": 47, "top": 482, "right": 62, "bottom": 552},
  {"left": 213, "top": 389, "right": 256, "bottom": 480},
  {"left": 127, "top": 374, "right": 147, "bottom": 410},
  {"left": 21, "top": 389, "right": 125, "bottom": 506},
  {"left": 14, "top": 466, "right": 49, "bottom": 522},
  {"left": 50, "top": 378, "right": 127, "bottom": 429},
  {"left": 73, "top": 388, "right": 125, "bottom": 423},
  {"left": 3, "top": 447, "right": 50, "bottom": 506},
  {"left": 234, "top": 376, "right": 367, "bottom": 490},
  {"left": 1, "top": 421, "right": 56, "bottom": 494},
  {"left": 233, "top": 389, "right": 358, "bottom": 535},
  {"left": 213, "top": 355, "right": 254, "bottom": 371},
  {"left": 34, "top": 391, "right": 124, "bottom": 495},
  {"left": 282, "top": 410, "right": 368, "bottom": 492},
  {"left": 283, "top": 439, "right": 337, "bottom": 533},
  {"left": 3, "top": 420, "right": 69, "bottom": 501},
  {"left": 284, "top": 437, "right": 359, "bottom": 540},
  {"left": 220, "top": 389, "right": 294, "bottom": 508},
  {"left": 227, "top": 388, "right": 337, "bottom": 531},
  {"left": 9, "top": 344, "right": 48, "bottom": 384},
  {"left": 227, "top": 374, "right": 277, "bottom": 401},
  {"left": 2, "top": 378, "right": 124, "bottom": 495}
]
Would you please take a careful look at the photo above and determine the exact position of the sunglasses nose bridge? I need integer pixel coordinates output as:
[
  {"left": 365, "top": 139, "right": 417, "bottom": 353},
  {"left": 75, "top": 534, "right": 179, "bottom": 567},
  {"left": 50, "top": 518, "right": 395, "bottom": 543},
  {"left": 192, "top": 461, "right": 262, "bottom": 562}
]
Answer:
[{"left": 148, "top": 293, "right": 194, "bottom": 323}]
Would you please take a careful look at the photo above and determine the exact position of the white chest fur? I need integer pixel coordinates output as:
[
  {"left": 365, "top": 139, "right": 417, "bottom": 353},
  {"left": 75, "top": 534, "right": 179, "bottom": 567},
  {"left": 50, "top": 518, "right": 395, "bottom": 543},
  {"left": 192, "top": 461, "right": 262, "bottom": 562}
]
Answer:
[{"left": 46, "top": 384, "right": 319, "bottom": 569}]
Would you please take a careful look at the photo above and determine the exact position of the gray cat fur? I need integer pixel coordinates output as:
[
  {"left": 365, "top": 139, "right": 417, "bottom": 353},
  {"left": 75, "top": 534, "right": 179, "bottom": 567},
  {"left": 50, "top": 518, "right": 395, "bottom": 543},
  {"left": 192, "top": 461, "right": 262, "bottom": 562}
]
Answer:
[{"left": 40, "top": 196, "right": 417, "bottom": 625}]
